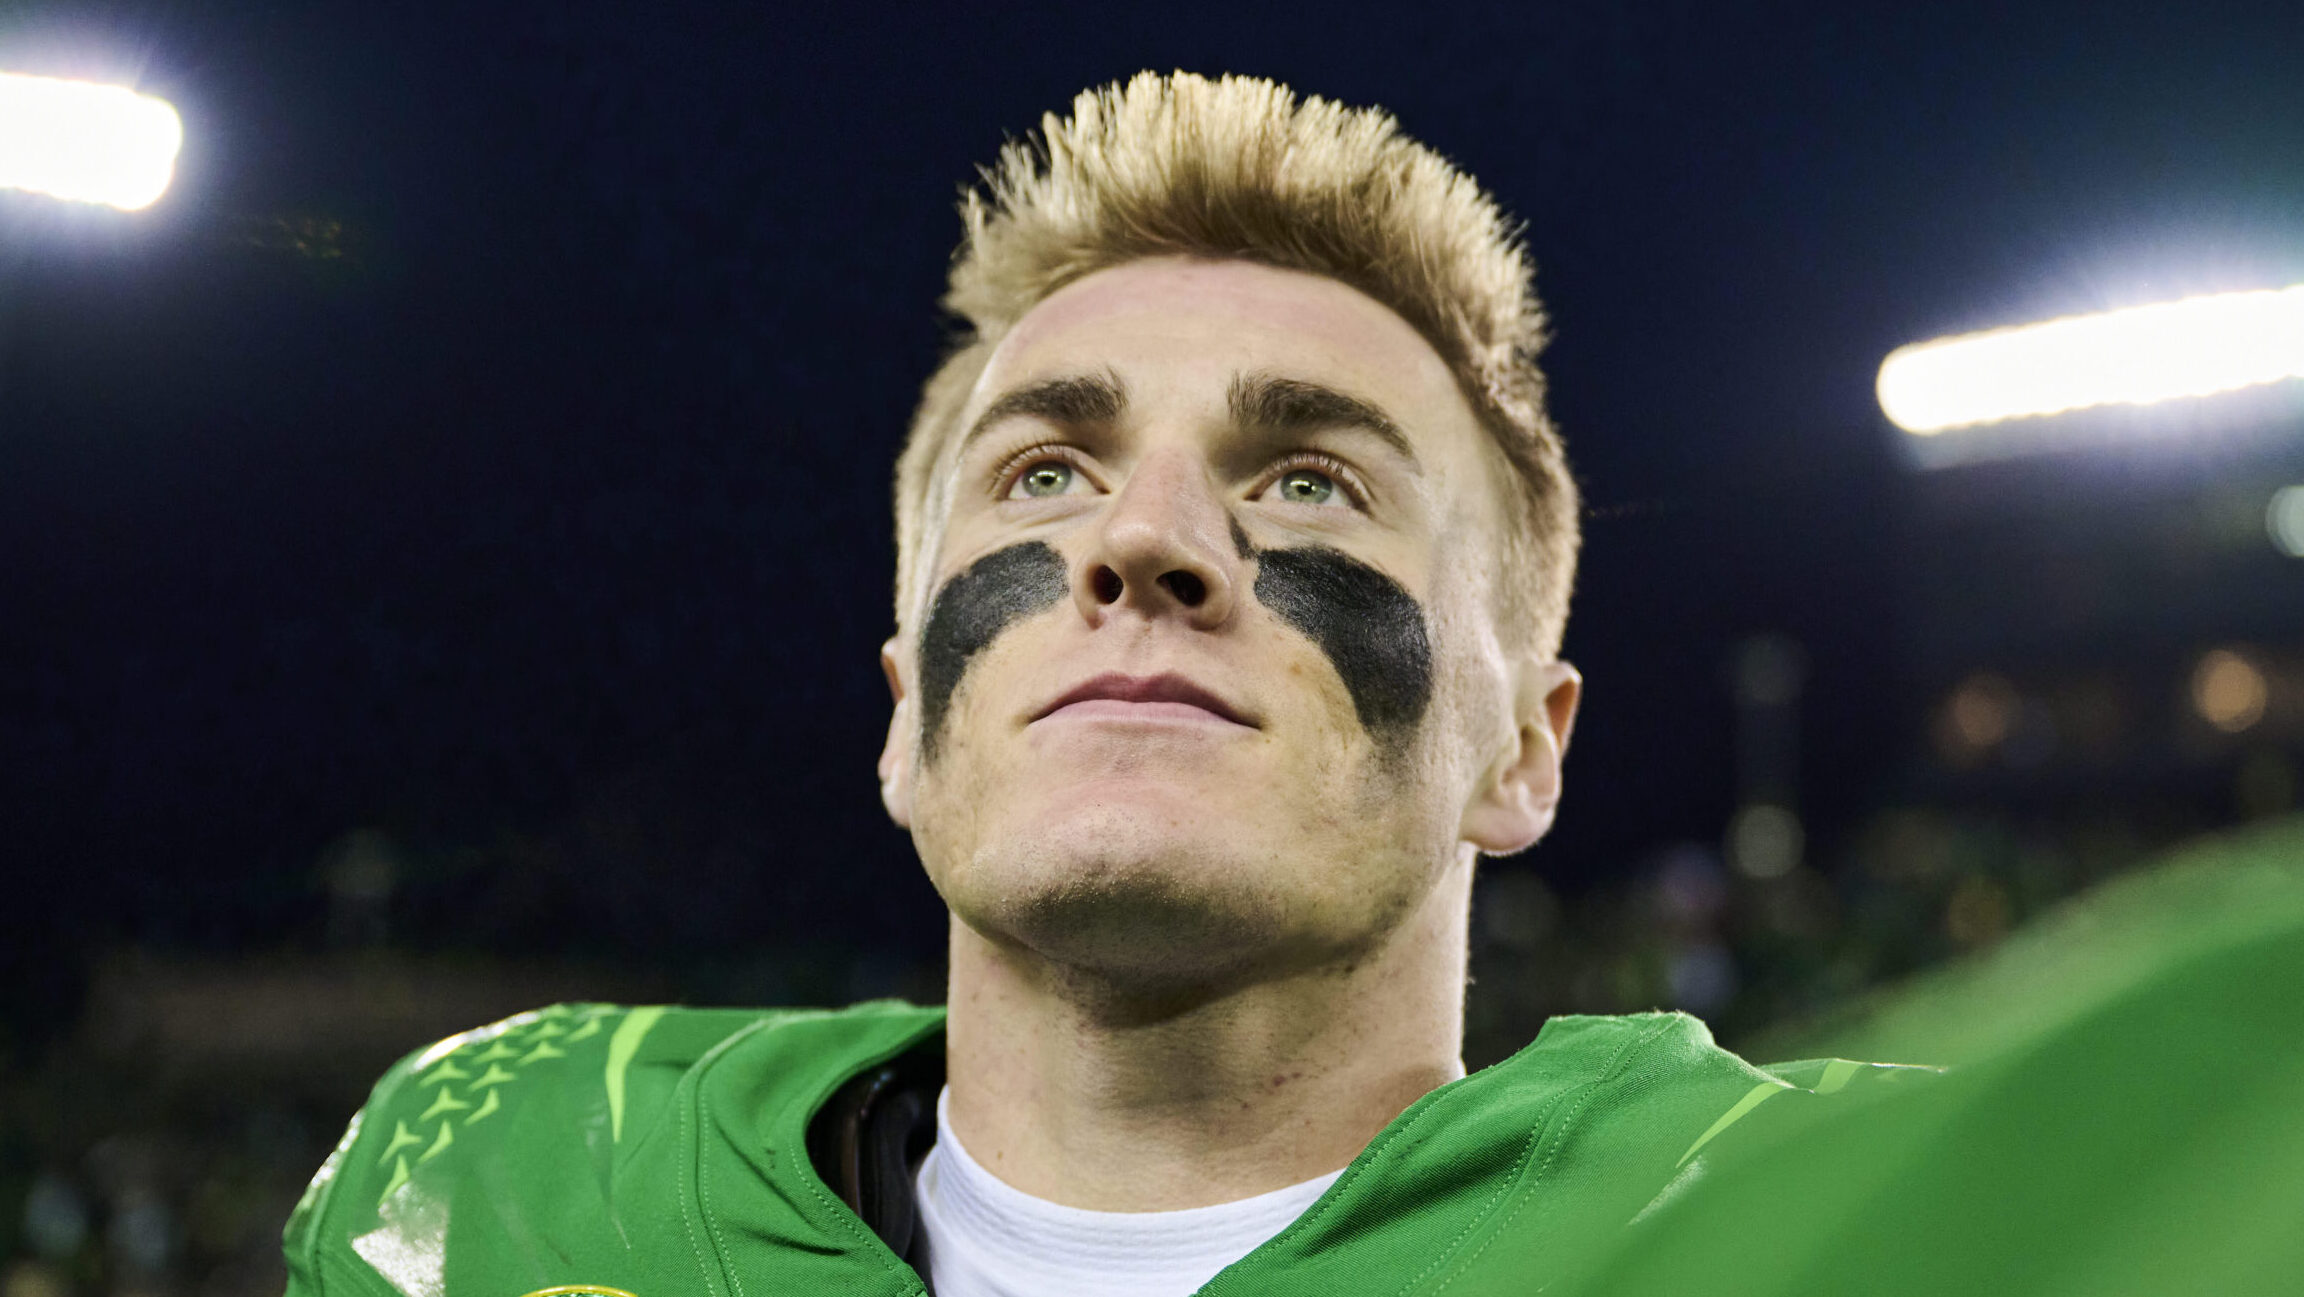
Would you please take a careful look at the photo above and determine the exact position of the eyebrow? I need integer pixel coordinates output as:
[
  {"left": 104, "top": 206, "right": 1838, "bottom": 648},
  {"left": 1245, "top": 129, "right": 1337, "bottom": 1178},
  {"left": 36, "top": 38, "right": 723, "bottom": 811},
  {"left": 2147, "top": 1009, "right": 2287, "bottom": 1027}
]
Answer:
[
  {"left": 953, "top": 367, "right": 1422, "bottom": 471},
  {"left": 957, "top": 368, "right": 1131, "bottom": 462}
]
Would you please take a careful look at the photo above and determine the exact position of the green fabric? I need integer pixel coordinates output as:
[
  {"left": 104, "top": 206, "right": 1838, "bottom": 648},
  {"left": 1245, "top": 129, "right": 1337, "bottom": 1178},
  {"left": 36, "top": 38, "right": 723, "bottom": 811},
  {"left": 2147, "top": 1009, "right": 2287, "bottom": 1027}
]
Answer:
[
  {"left": 284, "top": 999, "right": 1903, "bottom": 1295},
  {"left": 283, "top": 1001, "right": 945, "bottom": 1296},
  {"left": 1550, "top": 814, "right": 2304, "bottom": 1297}
]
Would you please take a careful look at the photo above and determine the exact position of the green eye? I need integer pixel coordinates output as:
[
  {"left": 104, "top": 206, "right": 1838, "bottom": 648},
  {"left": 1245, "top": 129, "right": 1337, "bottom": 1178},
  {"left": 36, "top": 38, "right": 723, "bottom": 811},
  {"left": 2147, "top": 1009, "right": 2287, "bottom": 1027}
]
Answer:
[
  {"left": 1275, "top": 468, "right": 1338, "bottom": 506},
  {"left": 1015, "top": 462, "right": 1075, "bottom": 498}
]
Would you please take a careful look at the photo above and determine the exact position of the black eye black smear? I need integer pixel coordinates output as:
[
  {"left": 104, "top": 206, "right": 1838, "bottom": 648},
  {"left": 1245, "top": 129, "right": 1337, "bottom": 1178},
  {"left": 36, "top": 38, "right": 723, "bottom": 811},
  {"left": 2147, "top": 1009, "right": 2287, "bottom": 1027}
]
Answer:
[
  {"left": 917, "top": 541, "right": 1068, "bottom": 764},
  {"left": 1249, "top": 543, "right": 1433, "bottom": 747},
  {"left": 913, "top": 526, "right": 1432, "bottom": 763}
]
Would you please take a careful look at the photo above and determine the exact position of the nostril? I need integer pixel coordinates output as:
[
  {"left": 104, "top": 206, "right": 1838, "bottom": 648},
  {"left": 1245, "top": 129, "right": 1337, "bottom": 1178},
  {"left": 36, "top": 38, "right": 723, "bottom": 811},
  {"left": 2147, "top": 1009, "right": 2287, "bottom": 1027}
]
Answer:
[
  {"left": 1159, "top": 570, "right": 1207, "bottom": 606},
  {"left": 1092, "top": 566, "right": 1124, "bottom": 604}
]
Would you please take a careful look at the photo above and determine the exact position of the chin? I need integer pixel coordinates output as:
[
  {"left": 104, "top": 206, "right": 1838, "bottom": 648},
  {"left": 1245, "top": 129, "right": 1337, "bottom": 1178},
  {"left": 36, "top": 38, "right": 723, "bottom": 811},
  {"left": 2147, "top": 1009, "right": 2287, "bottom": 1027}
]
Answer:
[{"left": 941, "top": 800, "right": 1309, "bottom": 990}]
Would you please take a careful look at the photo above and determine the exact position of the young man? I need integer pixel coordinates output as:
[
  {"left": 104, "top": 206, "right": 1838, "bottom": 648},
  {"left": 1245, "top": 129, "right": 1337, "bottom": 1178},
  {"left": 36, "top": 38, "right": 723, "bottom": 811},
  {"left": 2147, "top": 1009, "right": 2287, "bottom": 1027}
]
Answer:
[{"left": 283, "top": 71, "right": 1895, "bottom": 1297}]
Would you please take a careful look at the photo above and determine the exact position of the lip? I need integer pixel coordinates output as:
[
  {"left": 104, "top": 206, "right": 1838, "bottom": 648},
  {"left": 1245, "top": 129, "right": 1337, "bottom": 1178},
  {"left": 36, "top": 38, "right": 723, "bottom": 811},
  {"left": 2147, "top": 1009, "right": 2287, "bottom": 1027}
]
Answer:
[{"left": 1032, "top": 672, "right": 1257, "bottom": 728}]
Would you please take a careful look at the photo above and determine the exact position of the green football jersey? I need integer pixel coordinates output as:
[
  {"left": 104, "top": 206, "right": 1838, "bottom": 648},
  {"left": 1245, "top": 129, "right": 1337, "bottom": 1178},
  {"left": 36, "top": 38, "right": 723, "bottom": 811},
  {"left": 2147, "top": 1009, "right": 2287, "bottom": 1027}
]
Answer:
[{"left": 282, "top": 1003, "right": 1912, "bottom": 1296}]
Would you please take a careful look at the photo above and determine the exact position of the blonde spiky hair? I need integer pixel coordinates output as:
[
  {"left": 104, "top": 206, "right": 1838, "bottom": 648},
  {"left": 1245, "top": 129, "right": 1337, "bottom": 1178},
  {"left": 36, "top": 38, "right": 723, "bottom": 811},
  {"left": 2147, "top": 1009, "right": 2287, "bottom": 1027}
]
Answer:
[{"left": 893, "top": 70, "right": 1579, "bottom": 658}]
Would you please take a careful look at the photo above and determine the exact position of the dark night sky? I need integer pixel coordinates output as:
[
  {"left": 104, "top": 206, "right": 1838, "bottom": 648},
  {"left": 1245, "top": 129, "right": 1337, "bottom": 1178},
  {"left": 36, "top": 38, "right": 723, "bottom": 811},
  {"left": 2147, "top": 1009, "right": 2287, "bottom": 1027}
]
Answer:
[{"left": 4, "top": 0, "right": 2301, "bottom": 1026}]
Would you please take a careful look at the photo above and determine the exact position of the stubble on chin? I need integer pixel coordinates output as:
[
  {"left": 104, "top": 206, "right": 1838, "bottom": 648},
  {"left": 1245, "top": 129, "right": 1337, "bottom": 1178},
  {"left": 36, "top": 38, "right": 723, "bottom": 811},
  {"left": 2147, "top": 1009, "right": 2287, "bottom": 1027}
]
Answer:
[
  {"left": 949, "top": 808, "right": 1294, "bottom": 989},
  {"left": 940, "top": 791, "right": 1465, "bottom": 1033}
]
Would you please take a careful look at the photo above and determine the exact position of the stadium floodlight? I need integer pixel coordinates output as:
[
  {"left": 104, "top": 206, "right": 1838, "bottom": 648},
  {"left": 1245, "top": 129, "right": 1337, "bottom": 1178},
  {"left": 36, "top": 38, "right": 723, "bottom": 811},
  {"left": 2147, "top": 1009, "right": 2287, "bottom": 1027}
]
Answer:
[
  {"left": 2270, "top": 485, "right": 2304, "bottom": 559},
  {"left": 1879, "top": 284, "right": 2304, "bottom": 436},
  {"left": 0, "top": 70, "right": 182, "bottom": 210}
]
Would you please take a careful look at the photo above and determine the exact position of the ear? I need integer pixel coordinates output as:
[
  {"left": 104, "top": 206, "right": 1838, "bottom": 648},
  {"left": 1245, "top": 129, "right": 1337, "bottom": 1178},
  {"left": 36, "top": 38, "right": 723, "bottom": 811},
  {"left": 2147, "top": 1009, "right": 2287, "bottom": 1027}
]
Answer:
[
  {"left": 1459, "top": 658, "right": 1582, "bottom": 856},
  {"left": 877, "top": 636, "right": 917, "bottom": 829}
]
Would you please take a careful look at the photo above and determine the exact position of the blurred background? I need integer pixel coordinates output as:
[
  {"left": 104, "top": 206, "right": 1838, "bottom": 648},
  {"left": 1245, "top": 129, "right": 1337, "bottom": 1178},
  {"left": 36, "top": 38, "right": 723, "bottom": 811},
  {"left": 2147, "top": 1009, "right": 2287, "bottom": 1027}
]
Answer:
[{"left": 3, "top": 0, "right": 2302, "bottom": 1290}]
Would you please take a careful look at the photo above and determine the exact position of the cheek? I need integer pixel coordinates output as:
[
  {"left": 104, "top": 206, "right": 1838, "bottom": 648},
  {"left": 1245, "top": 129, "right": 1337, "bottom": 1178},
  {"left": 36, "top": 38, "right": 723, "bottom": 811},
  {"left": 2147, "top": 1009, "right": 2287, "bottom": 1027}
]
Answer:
[
  {"left": 916, "top": 541, "right": 1068, "bottom": 763},
  {"left": 1422, "top": 590, "right": 1517, "bottom": 793},
  {"left": 907, "top": 710, "right": 1011, "bottom": 894},
  {"left": 1249, "top": 545, "right": 1435, "bottom": 749}
]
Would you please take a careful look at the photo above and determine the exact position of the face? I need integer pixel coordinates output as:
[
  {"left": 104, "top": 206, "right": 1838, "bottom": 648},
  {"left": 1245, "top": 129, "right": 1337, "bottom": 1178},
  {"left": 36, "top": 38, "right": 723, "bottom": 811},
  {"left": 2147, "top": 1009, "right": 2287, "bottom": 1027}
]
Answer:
[{"left": 879, "top": 256, "right": 1578, "bottom": 987}]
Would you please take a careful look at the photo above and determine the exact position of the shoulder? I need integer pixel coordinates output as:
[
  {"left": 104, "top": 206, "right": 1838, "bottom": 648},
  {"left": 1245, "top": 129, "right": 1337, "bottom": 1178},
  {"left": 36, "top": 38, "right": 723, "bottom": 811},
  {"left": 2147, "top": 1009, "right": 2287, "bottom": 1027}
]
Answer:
[
  {"left": 283, "top": 999, "right": 944, "bottom": 1295},
  {"left": 327, "top": 1002, "right": 783, "bottom": 1188},
  {"left": 1493, "top": 1010, "right": 1936, "bottom": 1173},
  {"left": 1249, "top": 1012, "right": 1927, "bottom": 1296},
  {"left": 1330, "top": 1010, "right": 1924, "bottom": 1231}
]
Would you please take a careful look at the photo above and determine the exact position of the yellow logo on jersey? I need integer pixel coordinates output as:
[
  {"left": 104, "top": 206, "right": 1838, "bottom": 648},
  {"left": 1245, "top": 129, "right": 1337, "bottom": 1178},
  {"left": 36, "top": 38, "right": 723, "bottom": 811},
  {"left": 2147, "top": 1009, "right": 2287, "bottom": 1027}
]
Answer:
[{"left": 518, "top": 1287, "right": 639, "bottom": 1297}]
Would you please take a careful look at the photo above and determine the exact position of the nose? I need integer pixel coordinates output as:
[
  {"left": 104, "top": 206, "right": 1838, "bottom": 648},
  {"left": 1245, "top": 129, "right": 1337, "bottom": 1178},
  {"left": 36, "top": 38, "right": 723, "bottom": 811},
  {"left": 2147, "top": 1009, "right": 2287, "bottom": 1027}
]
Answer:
[{"left": 1075, "top": 448, "right": 1242, "bottom": 631}]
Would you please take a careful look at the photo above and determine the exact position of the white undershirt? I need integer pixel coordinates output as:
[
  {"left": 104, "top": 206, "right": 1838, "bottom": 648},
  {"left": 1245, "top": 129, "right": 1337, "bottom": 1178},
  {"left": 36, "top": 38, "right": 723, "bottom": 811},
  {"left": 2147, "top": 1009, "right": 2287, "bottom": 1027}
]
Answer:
[{"left": 912, "top": 1087, "right": 1343, "bottom": 1297}]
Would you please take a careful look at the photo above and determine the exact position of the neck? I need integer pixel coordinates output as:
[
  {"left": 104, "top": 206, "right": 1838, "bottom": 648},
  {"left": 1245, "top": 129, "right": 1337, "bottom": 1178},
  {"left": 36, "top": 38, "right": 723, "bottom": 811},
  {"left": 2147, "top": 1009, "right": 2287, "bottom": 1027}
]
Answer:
[{"left": 941, "top": 856, "right": 1473, "bottom": 1212}]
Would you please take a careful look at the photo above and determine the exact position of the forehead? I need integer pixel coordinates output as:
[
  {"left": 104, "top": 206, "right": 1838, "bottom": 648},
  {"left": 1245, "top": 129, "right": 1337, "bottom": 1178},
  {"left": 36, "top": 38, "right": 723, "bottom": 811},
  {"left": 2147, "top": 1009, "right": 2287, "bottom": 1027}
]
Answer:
[{"left": 967, "top": 256, "right": 1469, "bottom": 438}]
